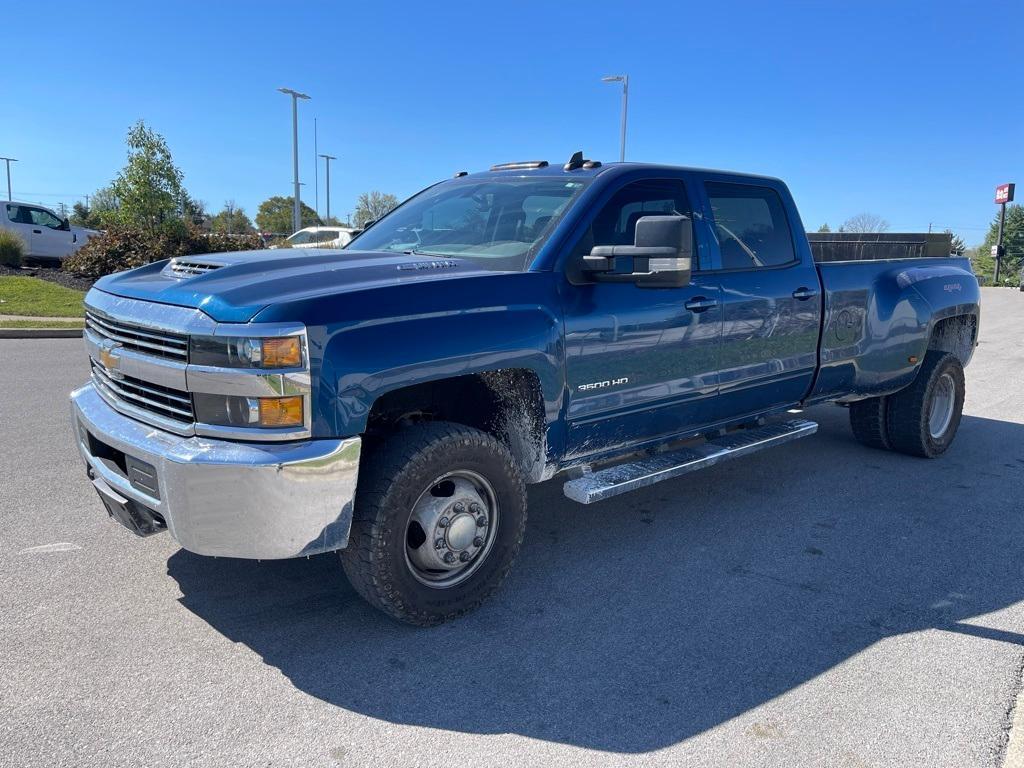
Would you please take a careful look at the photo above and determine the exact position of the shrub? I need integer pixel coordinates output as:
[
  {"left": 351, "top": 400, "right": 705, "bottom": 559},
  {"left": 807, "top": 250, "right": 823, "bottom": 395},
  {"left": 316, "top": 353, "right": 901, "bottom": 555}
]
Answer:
[
  {"left": 0, "top": 229, "right": 26, "bottom": 268},
  {"left": 64, "top": 223, "right": 264, "bottom": 278}
]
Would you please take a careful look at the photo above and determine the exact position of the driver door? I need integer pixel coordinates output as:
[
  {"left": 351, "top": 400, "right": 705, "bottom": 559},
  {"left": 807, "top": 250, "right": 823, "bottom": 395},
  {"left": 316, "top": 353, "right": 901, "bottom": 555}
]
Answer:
[
  {"left": 560, "top": 177, "right": 723, "bottom": 460},
  {"left": 26, "top": 206, "right": 72, "bottom": 259}
]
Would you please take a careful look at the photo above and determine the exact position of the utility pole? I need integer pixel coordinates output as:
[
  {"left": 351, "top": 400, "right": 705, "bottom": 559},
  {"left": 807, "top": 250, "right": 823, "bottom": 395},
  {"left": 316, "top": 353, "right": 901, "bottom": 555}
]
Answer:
[
  {"left": 314, "top": 117, "right": 319, "bottom": 222},
  {"left": 277, "top": 88, "right": 310, "bottom": 233},
  {"left": 319, "top": 154, "right": 336, "bottom": 222},
  {"left": 993, "top": 183, "right": 1015, "bottom": 284},
  {"left": 0, "top": 157, "right": 16, "bottom": 201},
  {"left": 601, "top": 75, "right": 629, "bottom": 162}
]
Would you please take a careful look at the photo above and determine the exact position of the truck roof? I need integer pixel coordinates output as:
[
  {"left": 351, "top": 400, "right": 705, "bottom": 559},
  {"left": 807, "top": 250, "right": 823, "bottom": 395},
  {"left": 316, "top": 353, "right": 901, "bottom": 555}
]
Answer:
[{"left": 468, "top": 159, "right": 784, "bottom": 185}]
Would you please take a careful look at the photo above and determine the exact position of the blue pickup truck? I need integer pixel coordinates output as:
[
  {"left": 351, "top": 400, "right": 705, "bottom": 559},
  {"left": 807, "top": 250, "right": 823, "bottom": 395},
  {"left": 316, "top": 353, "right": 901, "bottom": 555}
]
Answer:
[{"left": 71, "top": 155, "right": 981, "bottom": 625}]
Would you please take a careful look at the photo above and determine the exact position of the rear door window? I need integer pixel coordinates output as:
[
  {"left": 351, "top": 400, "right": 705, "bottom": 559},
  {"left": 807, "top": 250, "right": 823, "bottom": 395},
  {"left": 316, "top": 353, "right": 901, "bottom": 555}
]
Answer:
[{"left": 705, "top": 182, "right": 795, "bottom": 269}]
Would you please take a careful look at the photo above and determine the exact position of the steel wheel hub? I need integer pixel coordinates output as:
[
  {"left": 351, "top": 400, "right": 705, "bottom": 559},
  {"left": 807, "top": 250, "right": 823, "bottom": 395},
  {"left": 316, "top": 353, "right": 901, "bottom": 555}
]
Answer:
[
  {"left": 928, "top": 372, "right": 956, "bottom": 439},
  {"left": 405, "top": 471, "right": 497, "bottom": 588}
]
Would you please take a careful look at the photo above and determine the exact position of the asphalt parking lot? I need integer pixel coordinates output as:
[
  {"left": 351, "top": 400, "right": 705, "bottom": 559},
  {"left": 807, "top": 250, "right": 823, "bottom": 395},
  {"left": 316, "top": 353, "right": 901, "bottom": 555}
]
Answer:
[{"left": 2, "top": 288, "right": 1023, "bottom": 768}]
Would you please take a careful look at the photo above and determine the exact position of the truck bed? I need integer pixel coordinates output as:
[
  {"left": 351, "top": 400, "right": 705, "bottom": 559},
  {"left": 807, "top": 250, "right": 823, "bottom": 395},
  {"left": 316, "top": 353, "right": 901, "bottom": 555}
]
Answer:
[{"left": 807, "top": 254, "right": 978, "bottom": 404}]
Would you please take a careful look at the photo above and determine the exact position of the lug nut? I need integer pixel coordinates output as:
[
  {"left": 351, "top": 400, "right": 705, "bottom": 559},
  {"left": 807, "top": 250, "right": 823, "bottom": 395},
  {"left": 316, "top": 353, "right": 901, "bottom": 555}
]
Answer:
[
  {"left": 443, "top": 552, "right": 456, "bottom": 564},
  {"left": 438, "top": 516, "right": 450, "bottom": 528},
  {"left": 459, "top": 552, "right": 471, "bottom": 562},
  {"left": 434, "top": 538, "right": 445, "bottom": 550},
  {"left": 470, "top": 503, "right": 482, "bottom": 513},
  {"left": 473, "top": 537, "right": 484, "bottom": 547},
  {"left": 476, "top": 516, "right": 487, "bottom": 527},
  {"left": 454, "top": 502, "right": 466, "bottom": 513}
]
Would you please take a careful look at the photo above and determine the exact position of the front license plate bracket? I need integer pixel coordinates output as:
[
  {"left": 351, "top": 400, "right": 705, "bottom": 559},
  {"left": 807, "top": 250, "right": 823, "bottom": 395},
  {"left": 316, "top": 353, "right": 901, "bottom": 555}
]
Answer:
[{"left": 92, "top": 477, "right": 166, "bottom": 537}]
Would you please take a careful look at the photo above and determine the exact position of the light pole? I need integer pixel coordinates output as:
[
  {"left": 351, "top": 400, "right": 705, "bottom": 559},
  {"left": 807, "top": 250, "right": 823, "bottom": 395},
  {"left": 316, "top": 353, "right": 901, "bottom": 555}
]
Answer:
[
  {"left": 601, "top": 75, "right": 629, "bottom": 162},
  {"left": 277, "top": 87, "right": 310, "bottom": 233},
  {"left": 0, "top": 157, "right": 16, "bottom": 201},
  {"left": 319, "top": 154, "right": 336, "bottom": 222}
]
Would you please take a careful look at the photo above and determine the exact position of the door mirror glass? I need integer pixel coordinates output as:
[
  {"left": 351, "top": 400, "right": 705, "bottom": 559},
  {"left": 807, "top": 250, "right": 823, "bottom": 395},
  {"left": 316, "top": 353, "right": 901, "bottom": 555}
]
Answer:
[{"left": 582, "top": 215, "right": 693, "bottom": 287}]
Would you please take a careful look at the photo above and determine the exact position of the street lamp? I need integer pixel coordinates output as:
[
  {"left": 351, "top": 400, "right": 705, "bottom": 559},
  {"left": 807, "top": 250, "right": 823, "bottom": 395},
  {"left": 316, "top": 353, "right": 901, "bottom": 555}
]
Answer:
[
  {"left": 0, "top": 157, "right": 17, "bottom": 201},
  {"left": 277, "top": 87, "right": 310, "bottom": 233},
  {"left": 601, "top": 75, "right": 629, "bottom": 162},
  {"left": 318, "top": 154, "right": 337, "bottom": 223}
]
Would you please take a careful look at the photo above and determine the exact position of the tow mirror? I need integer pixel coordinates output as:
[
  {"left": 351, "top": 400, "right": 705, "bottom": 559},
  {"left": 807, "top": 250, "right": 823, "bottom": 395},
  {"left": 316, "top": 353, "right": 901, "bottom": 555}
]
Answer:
[{"left": 582, "top": 215, "right": 692, "bottom": 288}]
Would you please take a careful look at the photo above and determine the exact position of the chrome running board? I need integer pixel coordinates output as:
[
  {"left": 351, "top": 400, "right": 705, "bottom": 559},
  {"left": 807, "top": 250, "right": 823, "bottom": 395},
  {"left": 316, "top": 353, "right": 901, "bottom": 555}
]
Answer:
[{"left": 562, "top": 419, "right": 819, "bottom": 504}]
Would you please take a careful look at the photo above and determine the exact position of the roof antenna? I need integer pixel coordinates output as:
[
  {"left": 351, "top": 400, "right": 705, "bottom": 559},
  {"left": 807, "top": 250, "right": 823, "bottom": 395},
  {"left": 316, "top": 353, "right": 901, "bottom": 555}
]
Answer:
[{"left": 564, "top": 151, "right": 585, "bottom": 171}]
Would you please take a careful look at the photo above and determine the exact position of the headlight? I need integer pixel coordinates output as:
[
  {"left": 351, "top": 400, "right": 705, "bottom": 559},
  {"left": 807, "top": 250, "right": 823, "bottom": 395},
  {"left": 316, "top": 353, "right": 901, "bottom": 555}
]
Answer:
[
  {"left": 189, "top": 335, "right": 303, "bottom": 368},
  {"left": 194, "top": 394, "right": 305, "bottom": 429}
]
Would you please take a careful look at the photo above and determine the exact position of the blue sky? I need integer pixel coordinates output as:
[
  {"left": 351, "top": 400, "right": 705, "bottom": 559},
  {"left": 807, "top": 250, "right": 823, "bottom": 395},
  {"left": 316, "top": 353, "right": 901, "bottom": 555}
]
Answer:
[{"left": 2, "top": 0, "right": 1020, "bottom": 244}]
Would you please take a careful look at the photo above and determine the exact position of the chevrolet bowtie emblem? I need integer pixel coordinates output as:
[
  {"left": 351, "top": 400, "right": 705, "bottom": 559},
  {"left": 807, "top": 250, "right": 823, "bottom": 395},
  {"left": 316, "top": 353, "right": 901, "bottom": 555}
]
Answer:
[{"left": 98, "top": 340, "right": 124, "bottom": 378}]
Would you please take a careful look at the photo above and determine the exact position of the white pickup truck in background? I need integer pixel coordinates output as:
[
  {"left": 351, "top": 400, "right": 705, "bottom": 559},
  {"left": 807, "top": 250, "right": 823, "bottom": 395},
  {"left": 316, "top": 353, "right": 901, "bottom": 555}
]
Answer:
[
  {"left": 273, "top": 225, "right": 358, "bottom": 249},
  {"left": 1, "top": 201, "right": 100, "bottom": 263}
]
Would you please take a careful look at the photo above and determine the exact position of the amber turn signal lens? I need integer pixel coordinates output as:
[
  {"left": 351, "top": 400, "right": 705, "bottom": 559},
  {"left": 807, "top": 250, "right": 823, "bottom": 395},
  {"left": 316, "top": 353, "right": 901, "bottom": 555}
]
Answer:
[
  {"left": 258, "top": 396, "right": 304, "bottom": 427},
  {"left": 261, "top": 337, "right": 302, "bottom": 367}
]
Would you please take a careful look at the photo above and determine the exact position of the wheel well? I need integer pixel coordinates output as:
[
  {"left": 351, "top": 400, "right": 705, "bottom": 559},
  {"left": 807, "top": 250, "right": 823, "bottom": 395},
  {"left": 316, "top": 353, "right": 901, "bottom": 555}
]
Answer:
[
  {"left": 365, "top": 369, "right": 549, "bottom": 482},
  {"left": 928, "top": 314, "right": 977, "bottom": 363}
]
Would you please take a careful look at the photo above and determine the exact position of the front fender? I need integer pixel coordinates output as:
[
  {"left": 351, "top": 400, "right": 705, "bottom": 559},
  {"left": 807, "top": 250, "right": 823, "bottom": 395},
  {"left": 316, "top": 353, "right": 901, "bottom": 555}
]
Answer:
[{"left": 259, "top": 272, "right": 565, "bottom": 438}]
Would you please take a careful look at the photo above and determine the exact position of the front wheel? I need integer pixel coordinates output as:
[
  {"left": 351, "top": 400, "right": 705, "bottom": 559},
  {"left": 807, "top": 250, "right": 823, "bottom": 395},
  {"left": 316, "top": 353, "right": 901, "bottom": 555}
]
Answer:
[
  {"left": 886, "top": 351, "right": 965, "bottom": 458},
  {"left": 341, "top": 422, "right": 527, "bottom": 626}
]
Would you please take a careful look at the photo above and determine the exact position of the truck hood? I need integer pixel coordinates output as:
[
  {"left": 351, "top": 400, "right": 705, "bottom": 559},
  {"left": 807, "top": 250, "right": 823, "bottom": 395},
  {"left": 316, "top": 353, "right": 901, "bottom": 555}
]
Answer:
[{"left": 92, "top": 249, "right": 503, "bottom": 323}]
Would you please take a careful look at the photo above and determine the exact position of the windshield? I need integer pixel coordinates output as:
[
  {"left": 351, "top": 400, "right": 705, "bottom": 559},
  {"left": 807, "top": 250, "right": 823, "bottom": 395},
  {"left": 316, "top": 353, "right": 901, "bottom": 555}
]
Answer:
[{"left": 350, "top": 176, "right": 589, "bottom": 271}]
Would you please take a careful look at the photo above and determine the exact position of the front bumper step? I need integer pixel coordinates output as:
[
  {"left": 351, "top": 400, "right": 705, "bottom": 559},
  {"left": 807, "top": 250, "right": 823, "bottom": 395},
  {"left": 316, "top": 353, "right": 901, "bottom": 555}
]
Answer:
[{"left": 563, "top": 419, "right": 819, "bottom": 504}]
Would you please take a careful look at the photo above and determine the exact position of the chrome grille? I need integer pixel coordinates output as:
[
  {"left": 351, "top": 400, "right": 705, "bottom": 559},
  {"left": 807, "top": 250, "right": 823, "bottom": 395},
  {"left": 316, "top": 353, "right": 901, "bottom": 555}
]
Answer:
[
  {"left": 167, "top": 259, "right": 224, "bottom": 277},
  {"left": 90, "top": 359, "right": 194, "bottom": 424},
  {"left": 85, "top": 311, "right": 189, "bottom": 362}
]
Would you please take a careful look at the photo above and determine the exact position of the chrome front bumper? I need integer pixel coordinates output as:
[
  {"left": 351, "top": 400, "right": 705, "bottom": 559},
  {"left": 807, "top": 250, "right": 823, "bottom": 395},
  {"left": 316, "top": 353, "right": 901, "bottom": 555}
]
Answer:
[{"left": 70, "top": 383, "right": 361, "bottom": 559}]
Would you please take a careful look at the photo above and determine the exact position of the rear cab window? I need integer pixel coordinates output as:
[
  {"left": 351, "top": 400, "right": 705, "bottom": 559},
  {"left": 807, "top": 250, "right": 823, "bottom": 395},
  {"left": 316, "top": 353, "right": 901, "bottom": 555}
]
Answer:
[{"left": 705, "top": 182, "right": 796, "bottom": 269}]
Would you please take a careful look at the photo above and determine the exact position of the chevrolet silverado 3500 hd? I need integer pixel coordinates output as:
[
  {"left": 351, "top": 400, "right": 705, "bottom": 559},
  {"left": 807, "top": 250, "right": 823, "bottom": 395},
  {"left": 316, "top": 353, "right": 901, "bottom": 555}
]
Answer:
[{"left": 70, "top": 155, "right": 980, "bottom": 624}]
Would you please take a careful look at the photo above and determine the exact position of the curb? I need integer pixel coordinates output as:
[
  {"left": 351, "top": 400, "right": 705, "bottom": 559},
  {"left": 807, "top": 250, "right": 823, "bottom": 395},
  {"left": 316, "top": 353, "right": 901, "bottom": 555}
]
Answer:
[
  {"left": 1003, "top": 659, "right": 1024, "bottom": 767},
  {"left": 0, "top": 328, "right": 83, "bottom": 339}
]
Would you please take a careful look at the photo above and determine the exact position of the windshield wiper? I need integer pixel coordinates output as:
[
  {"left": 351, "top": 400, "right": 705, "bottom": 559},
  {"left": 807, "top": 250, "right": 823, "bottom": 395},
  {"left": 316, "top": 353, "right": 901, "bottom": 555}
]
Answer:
[{"left": 404, "top": 249, "right": 454, "bottom": 258}]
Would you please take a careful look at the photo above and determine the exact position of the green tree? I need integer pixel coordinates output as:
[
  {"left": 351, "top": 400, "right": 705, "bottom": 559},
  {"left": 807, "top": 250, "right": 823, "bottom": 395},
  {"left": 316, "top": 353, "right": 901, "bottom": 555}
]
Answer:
[
  {"left": 107, "top": 121, "right": 186, "bottom": 235},
  {"left": 353, "top": 190, "right": 399, "bottom": 228},
  {"left": 181, "top": 195, "right": 209, "bottom": 229},
  {"left": 255, "top": 196, "right": 320, "bottom": 234},
  {"left": 971, "top": 204, "right": 1024, "bottom": 286},
  {"left": 209, "top": 201, "right": 255, "bottom": 234},
  {"left": 816, "top": 223, "right": 831, "bottom": 233},
  {"left": 70, "top": 202, "right": 97, "bottom": 229},
  {"left": 945, "top": 229, "right": 966, "bottom": 256},
  {"left": 70, "top": 186, "right": 118, "bottom": 229}
]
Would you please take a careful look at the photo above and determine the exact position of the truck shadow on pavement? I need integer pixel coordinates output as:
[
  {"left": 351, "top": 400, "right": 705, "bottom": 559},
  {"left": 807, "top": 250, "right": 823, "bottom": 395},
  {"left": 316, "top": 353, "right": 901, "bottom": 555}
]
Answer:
[{"left": 167, "top": 405, "right": 1024, "bottom": 753}]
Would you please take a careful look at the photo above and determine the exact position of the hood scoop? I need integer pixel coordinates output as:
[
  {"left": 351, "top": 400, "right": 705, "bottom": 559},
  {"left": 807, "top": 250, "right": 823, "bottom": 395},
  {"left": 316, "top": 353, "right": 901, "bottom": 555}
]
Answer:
[{"left": 164, "top": 258, "right": 227, "bottom": 278}]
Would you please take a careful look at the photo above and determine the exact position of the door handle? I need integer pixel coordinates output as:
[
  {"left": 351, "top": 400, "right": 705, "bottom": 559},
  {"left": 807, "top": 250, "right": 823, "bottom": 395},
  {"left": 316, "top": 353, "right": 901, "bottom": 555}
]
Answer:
[
  {"left": 32, "top": 229, "right": 42, "bottom": 234},
  {"left": 684, "top": 297, "right": 719, "bottom": 313},
  {"left": 792, "top": 287, "right": 817, "bottom": 300}
]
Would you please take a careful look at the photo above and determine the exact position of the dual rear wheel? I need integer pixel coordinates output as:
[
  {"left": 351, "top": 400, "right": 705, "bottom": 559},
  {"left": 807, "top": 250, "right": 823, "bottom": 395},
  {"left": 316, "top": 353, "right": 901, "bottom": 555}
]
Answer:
[{"left": 849, "top": 351, "right": 965, "bottom": 458}]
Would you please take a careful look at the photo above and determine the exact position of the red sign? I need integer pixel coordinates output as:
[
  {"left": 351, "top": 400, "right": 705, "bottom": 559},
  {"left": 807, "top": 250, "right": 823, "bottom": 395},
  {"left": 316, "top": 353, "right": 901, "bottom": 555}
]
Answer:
[{"left": 995, "top": 183, "right": 1015, "bottom": 204}]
